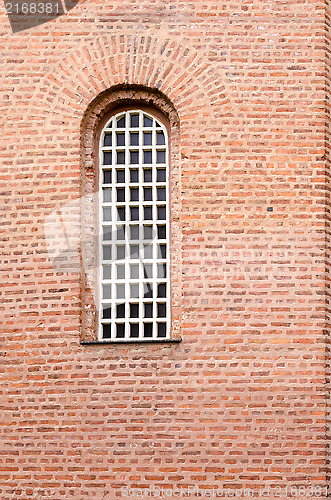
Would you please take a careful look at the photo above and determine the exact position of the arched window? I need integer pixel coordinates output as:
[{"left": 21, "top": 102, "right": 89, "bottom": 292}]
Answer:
[
  {"left": 99, "top": 109, "right": 170, "bottom": 341},
  {"left": 80, "top": 86, "right": 181, "bottom": 345}
]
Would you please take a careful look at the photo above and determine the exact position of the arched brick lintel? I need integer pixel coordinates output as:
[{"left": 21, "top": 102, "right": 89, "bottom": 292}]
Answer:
[
  {"left": 82, "top": 83, "right": 180, "bottom": 133},
  {"left": 27, "top": 33, "right": 223, "bottom": 126}
]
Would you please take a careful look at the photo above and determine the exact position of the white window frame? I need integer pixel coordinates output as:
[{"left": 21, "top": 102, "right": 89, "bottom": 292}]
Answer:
[{"left": 98, "top": 109, "right": 170, "bottom": 342}]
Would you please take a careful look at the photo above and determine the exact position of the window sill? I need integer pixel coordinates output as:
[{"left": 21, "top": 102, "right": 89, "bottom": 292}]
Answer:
[{"left": 80, "top": 338, "right": 181, "bottom": 345}]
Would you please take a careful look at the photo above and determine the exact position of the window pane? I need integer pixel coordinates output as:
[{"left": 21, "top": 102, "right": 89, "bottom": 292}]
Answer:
[
  {"left": 143, "top": 187, "right": 152, "bottom": 201},
  {"left": 130, "top": 151, "right": 139, "bottom": 164},
  {"left": 103, "top": 207, "right": 111, "bottom": 221},
  {"left": 116, "top": 264, "right": 125, "bottom": 279},
  {"left": 103, "top": 228, "right": 112, "bottom": 241},
  {"left": 130, "top": 323, "right": 139, "bottom": 338},
  {"left": 130, "top": 303, "right": 139, "bottom": 318},
  {"left": 103, "top": 307, "right": 111, "bottom": 319},
  {"left": 144, "top": 303, "right": 153, "bottom": 318},
  {"left": 130, "top": 264, "right": 139, "bottom": 279},
  {"left": 116, "top": 303, "right": 125, "bottom": 318},
  {"left": 157, "top": 187, "right": 166, "bottom": 201},
  {"left": 104, "top": 133, "right": 112, "bottom": 146},
  {"left": 157, "top": 283, "right": 166, "bottom": 298},
  {"left": 103, "top": 324, "right": 111, "bottom": 338},
  {"left": 143, "top": 225, "right": 153, "bottom": 240},
  {"left": 103, "top": 152, "right": 112, "bottom": 165},
  {"left": 144, "top": 132, "right": 152, "bottom": 145},
  {"left": 130, "top": 114, "right": 139, "bottom": 127},
  {"left": 143, "top": 150, "right": 152, "bottom": 164},
  {"left": 130, "top": 284, "right": 139, "bottom": 298},
  {"left": 144, "top": 323, "right": 153, "bottom": 337},
  {"left": 116, "top": 133, "right": 125, "bottom": 146},
  {"left": 103, "top": 170, "right": 112, "bottom": 184},
  {"left": 116, "top": 284, "right": 125, "bottom": 298},
  {"left": 130, "top": 245, "right": 139, "bottom": 259},
  {"left": 103, "top": 266, "right": 111, "bottom": 279},
  {"left": 156, "top": 131, "right": 165, "bottom": 145},
  {"left": 103, "top": 246, "right": 112, "bottom": 260},
  {"left": 130, "top": 132, "right": 139, "bottom": 146},
  {"left": 157, "top": 168, "right": 166, "bottom": 182},
  {"left": 130, "top": 169, "right": 139, "bottom": 183},
  {"left": 157, "top": 150, "right": 166, "bottom": 163},
  {"left": 144, "top": 283, "right": 153, "bottom": 298},
  {"left": 117, "top": 207, "right": 125, "bottom": 221},
  {"left": 116, "top": 323, "right": 125, "bottom": 338},
  {"left": 144, "top": 169, "right": 152, "bottom": 182},
  {"left": 157, "top": 263, "right": 167, "bottom": 278},
  {"left": 130, "top": 226, "right": 139, "bottom": 240},
  {"left": 116, "top": 245, "right": 125, "bottom": 260},
  {"left": 130, "top": 207, "right": 139, "bottom": 220},
  {"left": 144, "top": 264, "right": 153, "bottom": 279},
  {"left": 103, "top": 285, "right": 111, "bottom": 299},
  {"left": 144, "top": 116, "right": 153, "bottom": 127},
  {"left": 117, "top": 116, "right": 126, "bottom": 128},
  {"left": 116, "top": 169, "right": 125, "bottom": 183},
  {"left": 157, "top": 225, "right": 166, "bottom": 239},
  {"left": 117, "top": 151, "right": 125, "bottom": 164},
  {"left": 144, "top": 206, "right": 152, "bottom": 220},
  {"left": 116, "top": 226, "right": 125, "bottom": 240},
  {"left": 157, "top": 303, "right": 166, "bottom": 318},
  {"left": 103, "top": 188, "right": 112, "bottom": 203},
  {"left": 144, "top": 244, "right": 153, "bottom": 259},
  {"left": 130, "top": 188, "right": 139, "bottom": 201},
  {"left": 157, "top": 323, "right": 166, "bottom": 337},
  {"left": 157, "top": 206, "right": 166, "bottom": 220},
  {"left": 157, "top": 244, "right": 166, "bottom": 259},
  {"left": 117, "top": 188, "right": 125, "bottom": 202}
]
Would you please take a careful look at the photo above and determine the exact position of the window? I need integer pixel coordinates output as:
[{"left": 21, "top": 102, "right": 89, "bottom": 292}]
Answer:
[
  {"left": 80, "top": 86, "right": 181, "bottom": 344},
  {"left": 99, "top": 109, "right": 170, "bottom": 341}
]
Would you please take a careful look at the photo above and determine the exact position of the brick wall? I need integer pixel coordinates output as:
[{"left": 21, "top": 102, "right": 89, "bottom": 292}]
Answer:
[{"left": 0, "top": 0, "right": 330, "bottom": 497}]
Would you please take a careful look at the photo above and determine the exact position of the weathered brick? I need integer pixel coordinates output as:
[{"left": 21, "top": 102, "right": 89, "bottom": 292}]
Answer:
[{"left": 0, "top": 0, "right": 330, "bottom": 498}]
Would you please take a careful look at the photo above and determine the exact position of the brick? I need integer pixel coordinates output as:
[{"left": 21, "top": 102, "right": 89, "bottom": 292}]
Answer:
[{"left": 0, "top": 0, "right": 330, "bottom": 498}]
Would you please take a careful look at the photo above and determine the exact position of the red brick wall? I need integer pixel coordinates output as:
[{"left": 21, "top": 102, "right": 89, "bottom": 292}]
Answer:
[{"left": 0, "top": 0, "right": 330, "bottom": 497}]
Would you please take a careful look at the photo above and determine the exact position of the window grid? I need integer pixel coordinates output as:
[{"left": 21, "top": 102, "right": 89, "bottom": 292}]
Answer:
[{"left": 99, "top": 110, "right": 170, "bottom": 341}]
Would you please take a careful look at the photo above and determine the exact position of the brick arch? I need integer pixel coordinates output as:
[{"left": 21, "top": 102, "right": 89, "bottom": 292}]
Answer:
[{"left": 27, "top": 32, "right": 225, "bottom": 122}]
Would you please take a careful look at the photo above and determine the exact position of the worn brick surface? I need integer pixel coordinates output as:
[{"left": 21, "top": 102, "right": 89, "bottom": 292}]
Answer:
[{"left": 0, "top": 0, "right": 330, "bottom": 498}]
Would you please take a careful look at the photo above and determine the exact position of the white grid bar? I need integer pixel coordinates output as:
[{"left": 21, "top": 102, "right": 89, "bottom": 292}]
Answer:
[{"left": 98, "top": 109, "right": 170, "bottom": 341}]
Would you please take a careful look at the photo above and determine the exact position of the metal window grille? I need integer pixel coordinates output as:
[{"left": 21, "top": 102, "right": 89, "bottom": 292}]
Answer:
[{"left": 99, "top": 109, "right": 170, "bottom": 341}]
